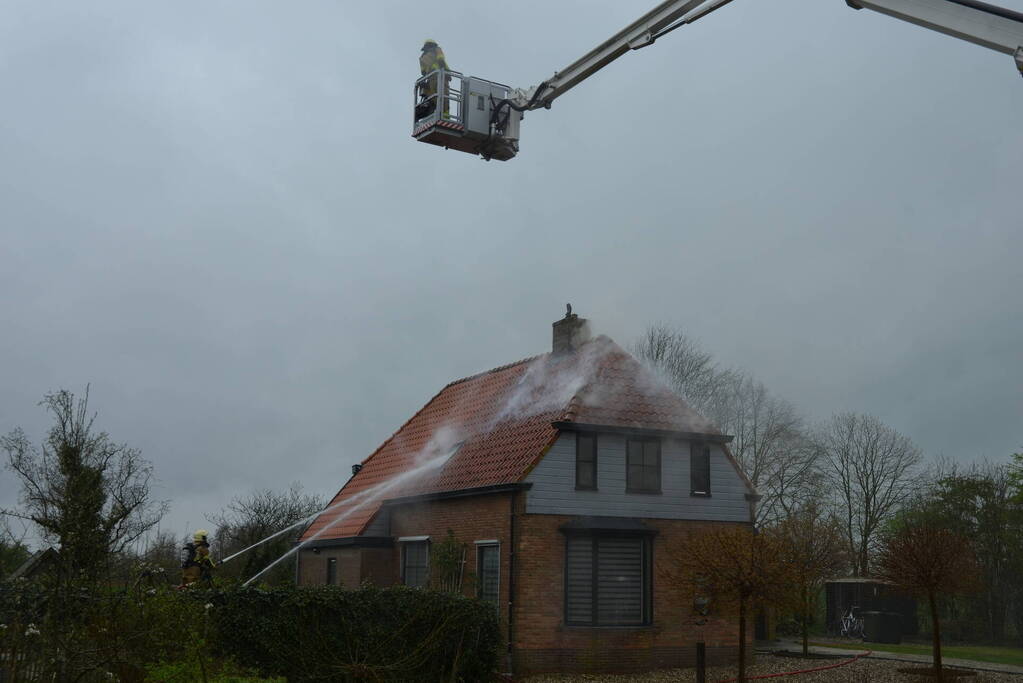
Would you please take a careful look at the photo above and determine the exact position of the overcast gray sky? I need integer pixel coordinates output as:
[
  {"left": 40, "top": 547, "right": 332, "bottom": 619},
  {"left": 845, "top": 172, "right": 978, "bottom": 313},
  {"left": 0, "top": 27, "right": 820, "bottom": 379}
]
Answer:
[{"left": 2, "top": 0, "right": 1021, "bottom": 546}]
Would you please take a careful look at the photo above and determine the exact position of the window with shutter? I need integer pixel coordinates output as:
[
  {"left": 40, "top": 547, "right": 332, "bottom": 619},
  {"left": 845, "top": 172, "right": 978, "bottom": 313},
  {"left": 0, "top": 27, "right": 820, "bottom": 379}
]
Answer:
[
  {"left": 565, "top": 536, "right": 594, "bottom": 625},
  {"left": 576, "top": 433, "right": 597, "bottom": 490},
  {"left": 626, "top": 438, "right": 661, "bottom": 493},
  {"left": 565, "top": 535, "right": 650, "bottom": 626},
  {"left": 691, "top": 442, "right": 711, "bottom": 496}
]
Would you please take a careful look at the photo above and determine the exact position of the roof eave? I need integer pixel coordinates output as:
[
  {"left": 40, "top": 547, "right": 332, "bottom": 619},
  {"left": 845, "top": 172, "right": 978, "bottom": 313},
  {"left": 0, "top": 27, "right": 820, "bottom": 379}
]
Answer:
[
  {"left": 552, "top": 421, "right": 733, "bottom": 444},
  {"left": 380, "top": 482, "right": 533, "bottom": 508},
  {"left": 296, "top": 536, "right": 395, "bottom": 550}
]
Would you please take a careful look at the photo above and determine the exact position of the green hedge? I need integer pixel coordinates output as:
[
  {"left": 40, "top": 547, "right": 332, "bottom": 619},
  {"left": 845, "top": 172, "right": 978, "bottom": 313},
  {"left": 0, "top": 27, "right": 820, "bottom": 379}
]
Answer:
[
  {"left": 1, "top": 582, "right": 501, "bottom": 682},
  {"left": 207, "top": 585, "right": 501, "bottom": 682}
]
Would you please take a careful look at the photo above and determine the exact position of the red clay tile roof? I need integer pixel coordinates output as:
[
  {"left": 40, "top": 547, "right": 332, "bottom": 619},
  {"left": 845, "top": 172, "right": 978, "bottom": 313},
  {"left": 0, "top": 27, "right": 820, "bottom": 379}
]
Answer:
[{"left": 301, "top": 336, "right": 724, "bottom": 541}]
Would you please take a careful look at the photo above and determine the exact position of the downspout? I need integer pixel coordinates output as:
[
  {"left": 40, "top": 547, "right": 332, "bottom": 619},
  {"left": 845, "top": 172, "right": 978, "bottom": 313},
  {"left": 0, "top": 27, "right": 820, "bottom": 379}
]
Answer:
[{"left": 507, "top": 489, "right": 518, "bottom": 675}]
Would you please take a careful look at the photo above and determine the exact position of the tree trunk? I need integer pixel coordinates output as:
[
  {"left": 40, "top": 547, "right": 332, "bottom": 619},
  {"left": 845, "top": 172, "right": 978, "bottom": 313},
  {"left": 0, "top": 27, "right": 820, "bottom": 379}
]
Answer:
[
  {"left": 801, "top": 584, "right": 810, "bottom": 656},
  {"left": 738, "top": 597, "right": 747, "bottom": 683},
  {"left": 929, "top": 590, "right": 943, "bottom": 682},
  {"left": 990, "top": 588, "right": 1006, "bottom": 642}
]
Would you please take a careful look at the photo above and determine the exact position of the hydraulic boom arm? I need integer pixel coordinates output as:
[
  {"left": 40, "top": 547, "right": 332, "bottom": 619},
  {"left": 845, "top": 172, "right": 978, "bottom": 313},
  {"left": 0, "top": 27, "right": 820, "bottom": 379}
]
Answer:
[
  {"left": 509, "top": 0, "right": 736, "bottom": 110},
  {"left": 509, "top": 0, "right": 1023, "bottom": 110},
  {"left": 849, "top": 0, "right": 1023, "bottom": 72}
]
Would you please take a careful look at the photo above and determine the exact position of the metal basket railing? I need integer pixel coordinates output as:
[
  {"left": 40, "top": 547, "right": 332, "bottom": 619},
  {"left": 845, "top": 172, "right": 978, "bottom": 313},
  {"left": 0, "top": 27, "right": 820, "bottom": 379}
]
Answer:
[{"left": 414, "top": 69, "right": 464, "bottom": 129}]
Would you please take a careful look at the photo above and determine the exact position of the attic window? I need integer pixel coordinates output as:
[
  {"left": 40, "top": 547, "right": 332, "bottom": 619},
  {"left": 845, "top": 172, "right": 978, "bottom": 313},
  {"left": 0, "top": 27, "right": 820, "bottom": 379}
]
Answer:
[
  {"left": 575, "top": 433, "right": 597, "bottom": 490},
  {"left": 626, "top": 437, "right": 661, "bottom": 494},
  {"left": 438, "top": 441, "right": 465, "bottom": 464},
  {"left": 691, "top": 442, "right": 711, "bottom": 496}
]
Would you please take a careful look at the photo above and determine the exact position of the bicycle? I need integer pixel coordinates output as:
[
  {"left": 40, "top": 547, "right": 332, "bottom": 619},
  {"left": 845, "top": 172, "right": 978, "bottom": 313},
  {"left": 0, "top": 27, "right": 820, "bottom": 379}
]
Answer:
[{"left": 840, "top": 605, "right": 864, "bottom": 639}]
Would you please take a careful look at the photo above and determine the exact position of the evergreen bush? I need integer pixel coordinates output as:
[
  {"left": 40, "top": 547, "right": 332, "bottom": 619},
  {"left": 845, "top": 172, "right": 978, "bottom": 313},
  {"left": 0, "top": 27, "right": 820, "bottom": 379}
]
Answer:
[{"left": 204, "top": 584, "right": 501, "bottom": 682}]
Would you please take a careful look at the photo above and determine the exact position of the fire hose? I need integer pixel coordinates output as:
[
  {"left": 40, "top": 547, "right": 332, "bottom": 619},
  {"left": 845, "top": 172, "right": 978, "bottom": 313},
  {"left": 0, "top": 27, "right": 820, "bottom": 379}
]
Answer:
[
  {"left": 494, "top": 650, "right": 873, "bottom": 682},
  {"left": 715, "top": 650, "right": 873, "bottom": 683}
]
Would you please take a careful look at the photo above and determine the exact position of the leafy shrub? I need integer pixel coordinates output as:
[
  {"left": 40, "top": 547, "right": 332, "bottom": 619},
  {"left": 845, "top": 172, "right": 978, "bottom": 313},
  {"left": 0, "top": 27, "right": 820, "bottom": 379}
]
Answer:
[{"left": 145, "top": 658, "right": 284, "bottom": 682}]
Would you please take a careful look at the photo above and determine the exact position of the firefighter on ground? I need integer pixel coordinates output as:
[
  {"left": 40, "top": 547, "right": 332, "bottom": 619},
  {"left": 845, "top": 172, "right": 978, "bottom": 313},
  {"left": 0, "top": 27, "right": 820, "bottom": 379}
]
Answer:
[
  {"left": 417, "top": 39, "right": 451, "bottom": 118},
  {"left": 180, "top": 529, "right": 215, "bottom": 587}
]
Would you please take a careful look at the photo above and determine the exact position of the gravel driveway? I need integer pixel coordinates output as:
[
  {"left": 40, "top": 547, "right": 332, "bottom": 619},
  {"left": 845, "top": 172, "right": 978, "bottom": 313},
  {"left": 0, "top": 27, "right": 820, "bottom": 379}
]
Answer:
[{"left": 520, "top": 653, "right": 1023, "bottom": 682}]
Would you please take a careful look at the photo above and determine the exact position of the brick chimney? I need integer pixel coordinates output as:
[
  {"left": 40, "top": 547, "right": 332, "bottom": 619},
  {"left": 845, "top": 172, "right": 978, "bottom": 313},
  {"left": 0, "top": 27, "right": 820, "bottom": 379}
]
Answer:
[{"left": 552, "top": 304, "right": 591, "bottom": 354}]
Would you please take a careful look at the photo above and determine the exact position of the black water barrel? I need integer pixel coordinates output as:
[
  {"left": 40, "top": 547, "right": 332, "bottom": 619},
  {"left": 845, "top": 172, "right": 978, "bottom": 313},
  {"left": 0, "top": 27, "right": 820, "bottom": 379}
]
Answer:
[{"left": 862, "top": 611, "right": 902, "bottom": 644}]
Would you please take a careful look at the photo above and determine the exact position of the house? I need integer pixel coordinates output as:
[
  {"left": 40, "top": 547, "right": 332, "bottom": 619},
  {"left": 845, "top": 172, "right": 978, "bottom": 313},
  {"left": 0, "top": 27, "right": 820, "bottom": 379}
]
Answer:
[
  {"left": 298, "top": 311, "right": 758, "bottom": 675},
  {"left": 8, "top": 547, "right": 59, "bottom": 582}
]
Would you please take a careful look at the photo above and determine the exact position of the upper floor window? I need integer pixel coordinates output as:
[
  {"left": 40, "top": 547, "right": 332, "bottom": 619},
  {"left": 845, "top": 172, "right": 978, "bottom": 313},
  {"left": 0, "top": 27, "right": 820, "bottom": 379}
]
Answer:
[
  {"left": 691, "top": 442, "right": 711, "bottom": 496},
  {"left": 626, "top": 437, "right": 661, "bottom": 493},
  {"left": 401, "top": 539, "right": 430, "bottom": 588},
  {"left": 575, "top": 433, "right": 597, "bottom": 490}
]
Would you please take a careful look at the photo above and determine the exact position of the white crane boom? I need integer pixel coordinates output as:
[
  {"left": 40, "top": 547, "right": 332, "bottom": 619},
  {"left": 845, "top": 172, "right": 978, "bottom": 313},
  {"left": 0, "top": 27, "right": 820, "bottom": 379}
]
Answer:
[
  {"left": 848, "top": 0, "right": 1023, "bottom": 66},
  {"left": 412, "top": 0, "right": 1023, "bottom": 160},
  {"left": 509, "top": 0, "right": 735, "bottom": 110}
]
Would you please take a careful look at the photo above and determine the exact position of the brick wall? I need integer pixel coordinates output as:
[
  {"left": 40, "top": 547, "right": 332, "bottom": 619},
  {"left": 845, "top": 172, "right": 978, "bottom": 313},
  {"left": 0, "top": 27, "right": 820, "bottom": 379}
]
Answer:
[
  {"left": 296, "top": 546, "right": 361, "bottom": 588},
  {"left": 388, "top": 493, "right": 513, "bottom": 631},
  {"left": 297, "top": 494, "right": 752, "bottom": 676},
  {"left": 512, "top": 513, "right": 751, "bottom": 675}
]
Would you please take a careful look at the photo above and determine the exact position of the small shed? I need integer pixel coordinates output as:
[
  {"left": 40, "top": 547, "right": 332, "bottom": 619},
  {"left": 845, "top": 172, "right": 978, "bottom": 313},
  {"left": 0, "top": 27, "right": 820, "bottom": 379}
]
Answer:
[{"left": 825, "top": 577, "right": 917, "bottom": 637}]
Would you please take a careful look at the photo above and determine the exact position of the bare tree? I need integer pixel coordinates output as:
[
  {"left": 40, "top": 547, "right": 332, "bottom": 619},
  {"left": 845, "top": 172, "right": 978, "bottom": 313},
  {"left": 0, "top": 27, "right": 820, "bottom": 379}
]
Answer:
[
  {"left": 631, "top": 324, "right": 722, "bottom": 410},
  {"left": 660, "top": 524, "right": 794, "bottom": 683},
  {"left": 775, "top": 503, "right": 848, "bottom": 655},
  {"left": 209, "top": 483, "right": 324, "bottom": 585},
  {"left": 705, "top": 373, "right": 820, "bottom": 526},
  {"left": 133, "top": 529, "right": 185, "bottom": 584},
  {"left": 1, "top": 387, "right": 166, "bottom": 586},
  {"left": 876, "top": 511, "right": 981, "bottom": 680},
  {"left": 817, "top": 412, "right": 922, "bottom": 576},
  {"left": 0, "top": 518, "right": 32, "bottom": 578},
  {"left": 633, "top": 324, "right": 820, "bottom": 526}
]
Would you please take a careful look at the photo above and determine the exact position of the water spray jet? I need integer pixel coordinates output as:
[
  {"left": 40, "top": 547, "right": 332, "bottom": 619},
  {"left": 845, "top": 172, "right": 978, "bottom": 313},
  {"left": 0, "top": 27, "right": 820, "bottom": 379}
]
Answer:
[{"left": 240, "top": 431, "right": 464, "bottom": 586}]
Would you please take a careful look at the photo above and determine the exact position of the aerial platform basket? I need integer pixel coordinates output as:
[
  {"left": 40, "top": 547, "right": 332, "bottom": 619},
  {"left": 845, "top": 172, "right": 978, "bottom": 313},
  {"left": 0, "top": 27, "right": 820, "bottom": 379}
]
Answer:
[{"left": 413, "top": 69, "right": 521, "bottom": 161}]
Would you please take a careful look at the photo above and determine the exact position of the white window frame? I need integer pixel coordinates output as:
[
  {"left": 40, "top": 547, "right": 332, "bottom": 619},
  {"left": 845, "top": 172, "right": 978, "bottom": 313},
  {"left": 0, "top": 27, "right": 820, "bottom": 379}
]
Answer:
[
  {"left": 475, "top": 541, "right": 500, "bottom": 606},
  {"left": 399, "top": 537, "right": 431, "bottom": 588}
]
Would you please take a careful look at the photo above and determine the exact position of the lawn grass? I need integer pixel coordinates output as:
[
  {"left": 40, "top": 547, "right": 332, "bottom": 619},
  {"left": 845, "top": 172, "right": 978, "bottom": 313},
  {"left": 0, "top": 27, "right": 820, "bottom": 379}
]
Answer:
[{"left": 810, "top": 640, "right": 1023, "bottom": 667}]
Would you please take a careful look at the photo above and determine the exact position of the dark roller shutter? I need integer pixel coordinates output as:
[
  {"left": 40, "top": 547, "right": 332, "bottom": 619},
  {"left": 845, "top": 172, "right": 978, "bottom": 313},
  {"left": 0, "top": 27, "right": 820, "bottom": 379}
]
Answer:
[
  {"left": 566, "top": 536, "right": 594, "bottom": 624},
  {"left": 596, "top": 537, "right": 644, "bottom": 625}
]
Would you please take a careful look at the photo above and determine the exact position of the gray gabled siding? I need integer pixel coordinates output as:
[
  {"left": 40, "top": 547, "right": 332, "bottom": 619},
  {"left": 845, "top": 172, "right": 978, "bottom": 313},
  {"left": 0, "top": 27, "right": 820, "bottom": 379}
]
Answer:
[
  {"left": 363, "top": 508, "right": 390, "bottom": 536},
  {"left": 524, "top": 432, "right": 750, "bottom": 522}
]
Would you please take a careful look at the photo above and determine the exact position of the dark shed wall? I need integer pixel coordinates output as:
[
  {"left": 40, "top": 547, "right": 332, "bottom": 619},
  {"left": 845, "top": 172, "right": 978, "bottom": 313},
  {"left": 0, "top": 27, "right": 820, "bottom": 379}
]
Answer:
[{"left": 825, "top": 580, "right": 918, "bottom": 636}]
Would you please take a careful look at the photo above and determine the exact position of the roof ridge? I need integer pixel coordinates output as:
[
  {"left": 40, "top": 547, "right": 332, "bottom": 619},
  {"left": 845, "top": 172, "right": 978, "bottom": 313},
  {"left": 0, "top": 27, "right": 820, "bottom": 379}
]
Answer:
[{"left": 444, "top": 353, "right": 545, "bottom": 388}]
